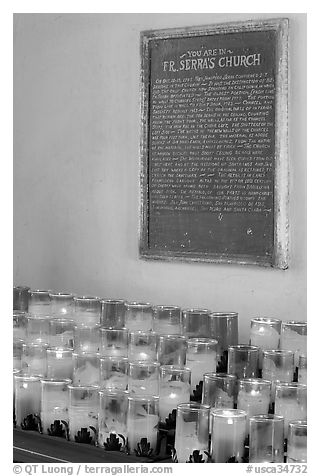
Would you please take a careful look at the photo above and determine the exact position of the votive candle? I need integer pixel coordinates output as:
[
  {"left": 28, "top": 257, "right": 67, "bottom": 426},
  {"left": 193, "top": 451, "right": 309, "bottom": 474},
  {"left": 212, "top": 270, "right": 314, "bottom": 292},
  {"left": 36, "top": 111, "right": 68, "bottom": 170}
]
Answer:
[
  {"left": 210, "top": 408, "right": 247, "bottom": 463},
  {"left": 159, "top": 366, "right": 191, "bottom": 421}
]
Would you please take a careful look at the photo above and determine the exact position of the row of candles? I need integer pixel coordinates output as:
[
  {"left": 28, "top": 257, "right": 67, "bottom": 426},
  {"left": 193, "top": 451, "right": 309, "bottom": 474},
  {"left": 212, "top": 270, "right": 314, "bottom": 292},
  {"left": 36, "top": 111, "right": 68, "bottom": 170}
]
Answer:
[{"left": 13, "top": 286, "right": 307, "bottom": 463}]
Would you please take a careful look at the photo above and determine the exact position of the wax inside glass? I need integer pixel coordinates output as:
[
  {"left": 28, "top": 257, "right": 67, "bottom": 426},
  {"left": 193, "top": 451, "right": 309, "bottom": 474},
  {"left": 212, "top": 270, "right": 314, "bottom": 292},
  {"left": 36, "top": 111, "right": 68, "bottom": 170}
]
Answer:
[
  {"left": 49, "top": 318, "right": 75, "bottom": 349},
  {"left": 22, "top": 343, "right": 48, "bottom": 377},
  {"left": 202, "top": 372, "right": 237, "bottom": 408},
  {"left": 100, "top": 327, "right": 128, "bottom": 357},
  {"left": 72, "top": 352, "right": 100, "bottom": 385},
  {"left": 128, "top": 331, "right": 157, "bottom": 361},
  {"left": 186, "top": 338, "right": 218, "bottom": 392},
  {"left": 210, "top": 408, "right": 247, "bottom": 463},
  {"left": 40, "top": 378, "right": 71, "bottom": 435},
  {"left": 47, "top": 348, "right": 73, "bottom": 379},
  {"left": 98, "top": 389, "right": 128, "bottom": 448},
  {"left": 237, "top": 379, "right": 271, "bottom": 434},
  {"left": 14, "top": 375, "right": 41, "bottom": 429},
  {"left": 99, "top": 356, "right": 128, "bottom": 390},
  {"left": 175, "top": 403, "right": 210, "bottom": 463},
  {"left": 209, "top": 312, "right": 238, "bottom": 372},
  {"left": 126, "top": 396, "right": 159, "bottom": 454},
  {"left": 49, "top": 292, "right": 74, "bottom": 317},
  {"left": 157, "top": 334, "right": 187, "bottom": 366},
  {"left": 159, "top": 366, "right": 191, "bottom": 421},
  {"left": 68, "top": 384, "right": 99, "bottom": 443},
  {"left": 128, "top": 361, "right": 160, "bottom": 396}
]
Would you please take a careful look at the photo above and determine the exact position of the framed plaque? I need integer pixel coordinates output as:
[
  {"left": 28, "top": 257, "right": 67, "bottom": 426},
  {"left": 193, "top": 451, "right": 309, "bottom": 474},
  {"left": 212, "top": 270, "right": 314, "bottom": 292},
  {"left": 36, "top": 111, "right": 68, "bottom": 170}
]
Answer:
[{"left": 139, "top": 18, "right": 289, "bottom": 268}]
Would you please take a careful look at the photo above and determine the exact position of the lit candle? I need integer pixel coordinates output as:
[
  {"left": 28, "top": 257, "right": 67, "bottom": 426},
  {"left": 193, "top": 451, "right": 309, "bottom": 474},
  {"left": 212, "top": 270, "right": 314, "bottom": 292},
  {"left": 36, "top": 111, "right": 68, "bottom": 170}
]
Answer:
[
  {"left": 126, "top": 396, "right": 159, "bottom": 454},
  {"left": 186, "top": 338, "right": 217, "bottom": 392},
  {"left": 128, "top": 331, "right": 157, "bottom": 361},
  {"left": 49, "top": 292, "right": 74, "bottom": 317},
  {"left": 40, "top": 378, "right": 71, "bottom": 435},
  {"left": 159, "top": 366, "right": 191, "bottom": 421},
  {"left": 250, "top": 317, "right": 281, "bottom": 367},
  {"left": 237, "top": 379, "right": 271, "bottom": 434},
  {"left": 26, "top": 316, "right": 50, "bottom": 345},
  {"left": 46, "top": 349, "right": 73, "bottom": 379},
  {"left": 210, "top": 408, "right": 247, "bottom": 463},
  {"left": 14, "top": 375, "right": 41, "bottom": 429},
  {"left": 274, "top": 383, "right": 307, "bottom": 438},
  {"left": 68, "top": 384, "right": 99, "bottom": 443},
  {"left": 128, "top": 361, "right": 160, "bottom": 396},
  {"left": 174, "top": 403, "right": 210, "bottom": 463}
]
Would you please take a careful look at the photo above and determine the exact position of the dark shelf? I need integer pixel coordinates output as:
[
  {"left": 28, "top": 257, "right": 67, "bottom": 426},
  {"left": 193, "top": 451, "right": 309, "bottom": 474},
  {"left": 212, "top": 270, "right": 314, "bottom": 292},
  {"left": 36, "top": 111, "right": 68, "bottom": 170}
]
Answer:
[{"left": 13, "top": 429, "right": 170, "bottom": 463}]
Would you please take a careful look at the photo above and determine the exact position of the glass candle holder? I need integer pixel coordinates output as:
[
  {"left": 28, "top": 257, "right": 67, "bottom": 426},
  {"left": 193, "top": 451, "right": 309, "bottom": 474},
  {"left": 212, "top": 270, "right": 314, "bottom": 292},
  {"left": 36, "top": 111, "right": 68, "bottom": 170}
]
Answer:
[
  {"left": 68, "top": 384, "right": 99, "bottom": 444},
  {"left": 159, "top": 366, "right": 191, "bottom": 421},
  {"left": 298, "top": 355, "right": 307, "bottom": 385},
  {"left": 13, "top": 369, "right": 22, "bottom": 421},
  {"left": 128, "top": 361, "right": 160, "bottom": 396},
  {"left": 274, "top": 383, "right": 307, "bottom": 438},
  {"left": 13, "top": 339, "right": 24, "bottom": 370},
  {"left": 262, "top": 350, "right": 295, "bottom": 401},
  {"left": 47, "top": 348, "right": 73, "bottom": 379},
  {"left": 249, "top": 415, "right": 284, "bottom": 463},
  {"left": 74, "top": 323, "right": 100, "bottom": 353},
  {"left": 182, "top": 309, "right": 211, "bottom": 338},
  {"left": 126, "top": 395, "right": 159, "bottom": 455},
  {"left": 228, "top": 345, "right": 260, "bottom": 379},
  {"left": 287, "top": 420, "right": 307, "bottom": 463},
  {"left": 49, "top": 318, "right": 75, "bottom": 349},
  {"left": 13, "top": 311, "right": 28, "bottom": 341},
  {"left": 98, "top": 389, "right": 129, "bottom": 448},
  {"left": 72, "top": 352, "right": 100, "bottom": 385},
  {"left": 124, "top": 302, "right": 153, "bottom": 332},
  {"left": 157, "top": 334, "right": 187, "bottom": 366},
  {"left": 280, "top": 321, "right": 307, "bottom": 367},
  {"left": 40, "top": 378, "right": 71, "bottom": 435},
  {"left": 210, "top": 408, "right": 247, "bottom": 463},
  {"left": 202, "top": 373, "right": 237, "bottom": 408},
  {"left": 175, "top": 403, "right": 210, "bottom": 463},
  {"left": 100, "top": 328, "right": 128, "bottom": 357},
  {"left": 209, "top": 312, "right": 239, "bottom": 372},
  {"left": 14, "top": 375, "right": 41, "bottom": 429},
  {"left": 49, "top": 292, "right": 74, "bottom": 318},
  {"left": 250, "top": 317, "right": 282, "bottom": 367},
  {"left": 152, "top": 305, "right": 182, "bottom": 334},
  {"left": 13, "top": 285, "right": 30, "bottom": 311},
  {"left": 73, "top": 296, "right": 101, "bottom": 326},
  {"left": 99, "top": 356, "right": 128, "bottom": 390},
  {"left": 28, "top": 290, "right": 51, "bottom": 316},
  {"left": 186, "top": 338, "right": 218, "bottom": 393},
  {"left": 128, "top": 331, "right": 157, "bottom": 361},
  {"left": 26, "top": 315, "right": 50, "bottom": 345},
  {"left": 237, "top": 379, "right": 271, "bottom": 434},
  {"left": 22, "top": 343, "right": 48, "bottom": 377},
  {"left": 100, "top": 299, "right": 126, "bottom": 329}
]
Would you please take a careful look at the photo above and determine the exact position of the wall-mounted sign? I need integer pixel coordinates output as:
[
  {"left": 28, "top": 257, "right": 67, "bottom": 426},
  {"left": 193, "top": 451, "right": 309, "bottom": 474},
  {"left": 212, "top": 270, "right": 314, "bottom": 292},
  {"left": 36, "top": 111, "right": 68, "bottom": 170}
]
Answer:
[{"left": 140, "top": 19, "right": 289, "bottom": 268}]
